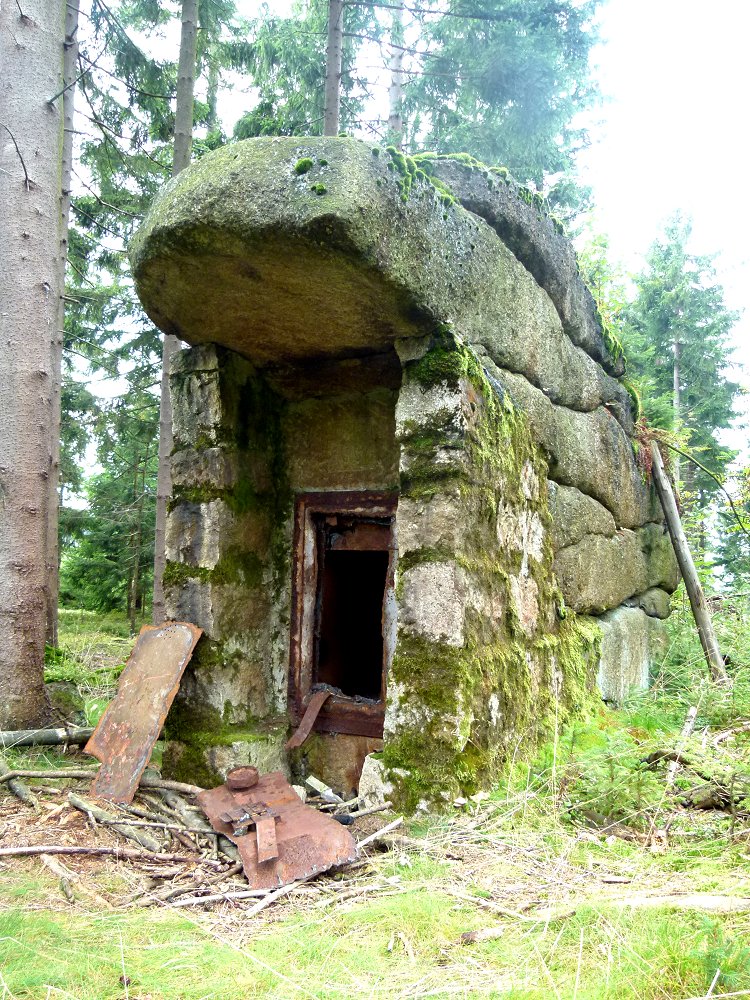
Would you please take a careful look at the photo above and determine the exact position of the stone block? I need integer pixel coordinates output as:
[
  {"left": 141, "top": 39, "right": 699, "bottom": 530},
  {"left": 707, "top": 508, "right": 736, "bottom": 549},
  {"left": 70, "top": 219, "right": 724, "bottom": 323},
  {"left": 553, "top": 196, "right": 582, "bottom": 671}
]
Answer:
[
  {"left": 171, "top": 447, "right": 239, "bottom": 491},
  {"left": 399, "top": 560, "right": 466, "bottom": 647},
  {"left": 497, "top": 366, "right": 659, "bottom": 529},
  {"left": 554, "top": 522, "right": 678, "bottom": 614},
  {"left": 596, "top": 605, "right": 666, "bottom": 705},
  {"left": 547, "top": 481, "right": 616, "bottom": 550}
]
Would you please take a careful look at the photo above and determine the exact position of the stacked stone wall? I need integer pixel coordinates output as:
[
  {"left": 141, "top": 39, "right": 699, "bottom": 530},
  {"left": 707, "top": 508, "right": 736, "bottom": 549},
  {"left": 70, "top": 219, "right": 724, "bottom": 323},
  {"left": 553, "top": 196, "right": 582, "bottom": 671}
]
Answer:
[
  {"left": 364, "top": 336, "right": 601, "bottom": 809},
  {"left": 426, "top": 160, "right": 680, "bottom": 703}
]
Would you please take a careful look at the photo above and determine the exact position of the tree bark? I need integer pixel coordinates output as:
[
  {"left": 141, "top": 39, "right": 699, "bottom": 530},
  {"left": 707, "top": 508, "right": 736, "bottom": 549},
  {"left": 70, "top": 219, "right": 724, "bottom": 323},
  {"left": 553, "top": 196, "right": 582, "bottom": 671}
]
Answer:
[
  {"left": 672, "top": 334, "right": 681, "bottom": 486},
  {"left": 650, "top": 442, "right": 729, "bottom": 685},
  {"left": 0, "top": 0, "right": 65, "bottom": 728},
  {"left": 324, "top": 0, "right": 344, "bottom": 136},
  {"left": 153, "top": 0, "right": 199, "bottom": 624},
  {"left": 46, "top": 0, "right": 79, "bottom": 648},
  {"left": 387, "top": 7, "right": 405, "bottom": 147}
]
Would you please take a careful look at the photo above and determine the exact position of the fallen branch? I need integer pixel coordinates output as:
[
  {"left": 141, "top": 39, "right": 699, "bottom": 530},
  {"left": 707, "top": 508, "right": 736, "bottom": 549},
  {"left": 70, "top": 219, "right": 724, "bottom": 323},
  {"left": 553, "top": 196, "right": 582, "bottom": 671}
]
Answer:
[
  {"left": 143, "top": 861, "right": 244, "bottom": 905},
  {"left": 0, "top": 758, "right": 38, "bottom": 808},
  {"left": 0, "top": 726, "right": 93, "bottom": 748},
  {"left": 0, "top": 767, "right": 202, "bottom": 797},
  {"left": 170, "top": 888, "right": 269, "bottom": 907},
  {"left": 650, "top": 442, "right": 729, "bottom": 685},
  {"left": 244, "top": 877, "right": 314, "bottom": 917},
  {"left": 68, "top": 792, "right": 162, "bottom": 852},
  {"left": 356, "top": 816, "right": 404, "bottom": 849},
  {"left": 0, "top": 844, "right": 220, "bottom": 865},
  {"left": 350, "top": 801, "right": 392, "bottom": 819},
  {"left": 40, "top": 854, "right": 113, "bottom": 909},
  {"left": 0, "top": 768, "right": 97, "bottom": 785}
]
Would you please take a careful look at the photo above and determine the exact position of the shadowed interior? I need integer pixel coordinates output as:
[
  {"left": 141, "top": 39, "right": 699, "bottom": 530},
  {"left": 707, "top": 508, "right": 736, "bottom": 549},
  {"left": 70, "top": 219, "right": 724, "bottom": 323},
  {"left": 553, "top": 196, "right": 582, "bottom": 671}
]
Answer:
[{"left": 315, "top": 549, "right": 389, "bottom": 700}]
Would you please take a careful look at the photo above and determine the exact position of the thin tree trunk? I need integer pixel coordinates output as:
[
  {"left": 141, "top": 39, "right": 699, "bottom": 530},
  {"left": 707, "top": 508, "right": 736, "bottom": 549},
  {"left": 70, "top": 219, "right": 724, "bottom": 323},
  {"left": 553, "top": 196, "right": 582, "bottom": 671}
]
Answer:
[
  {"left": 46, "top": 0, "right": 80, "bottom": 648},
  {"left": 650, "top": 442, "right": 729, "bottom": 685},
  {"left": 0, "top": 0, "right": 65, "bottom": 728},
  {"left": 672, "top": 334, "right": 681, "bottom": 486},
  {"left": 324, "top": 0, "right": 344, "bottom": 136},
  {"left": 206, "top": 52, "right": 219, "bottom": 130},
  {"left": 129, "top": 461, "right": 141, "bottom": 634},
  {"left": 153, "top": 0, "right": 198, "bottom": 624},
  {"left": 387, "top": 7, "right": 405, "bottom": 147}
]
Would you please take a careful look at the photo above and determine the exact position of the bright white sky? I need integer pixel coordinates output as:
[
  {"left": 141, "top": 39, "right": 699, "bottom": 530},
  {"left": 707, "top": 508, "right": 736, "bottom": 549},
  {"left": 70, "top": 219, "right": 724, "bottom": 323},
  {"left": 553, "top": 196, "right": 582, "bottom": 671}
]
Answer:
[{"left": 576, "top": 0, "right": 749, "bottom": 455}]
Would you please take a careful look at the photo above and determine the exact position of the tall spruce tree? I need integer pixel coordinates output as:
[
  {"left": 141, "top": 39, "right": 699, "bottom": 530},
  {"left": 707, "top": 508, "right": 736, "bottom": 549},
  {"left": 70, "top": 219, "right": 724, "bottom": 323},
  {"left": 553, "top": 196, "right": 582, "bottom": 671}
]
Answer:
[
  {"left": 399, "top": 0, "right": 601, "bottom": 185},
  {"left": 0, "top": 0, "right": 66, "bottom": 728},
  {"left": 624, "top": 216, "right": 739, "bottom": 498}
]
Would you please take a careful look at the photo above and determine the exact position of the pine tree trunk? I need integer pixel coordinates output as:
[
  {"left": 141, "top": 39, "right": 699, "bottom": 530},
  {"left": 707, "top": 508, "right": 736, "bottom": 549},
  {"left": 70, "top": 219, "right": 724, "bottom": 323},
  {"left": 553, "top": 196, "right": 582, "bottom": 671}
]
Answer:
[
  {"left": 0, "top": 0, "right": 65, "bottom": 728},
  {"left": 672, "top": 334, "right": 681, "bottom": 486},
  {"left": 46, "top": 0, "right": 79, "bottom": 648},
  {"left": 153, "top": 0, "right": 198, "bottom": 625},
  {"left": 206, "top": 51, "right": 220, "bottom": 129},
  {"left": 387, "top": 8, "right": 405, "bottom": 148},
  {"left": 324, "top": 0, "right": 344, "bottom": 136}
]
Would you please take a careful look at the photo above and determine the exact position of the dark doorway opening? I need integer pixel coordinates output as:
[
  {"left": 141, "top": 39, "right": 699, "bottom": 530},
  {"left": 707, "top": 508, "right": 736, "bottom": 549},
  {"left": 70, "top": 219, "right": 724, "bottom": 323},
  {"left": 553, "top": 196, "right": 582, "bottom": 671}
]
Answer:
[
  {"left": 289, "top": 493, "right": 396, "bottom": 738},
  {"left": 315, "top": 520, "right": 390, "bottom": 700}
]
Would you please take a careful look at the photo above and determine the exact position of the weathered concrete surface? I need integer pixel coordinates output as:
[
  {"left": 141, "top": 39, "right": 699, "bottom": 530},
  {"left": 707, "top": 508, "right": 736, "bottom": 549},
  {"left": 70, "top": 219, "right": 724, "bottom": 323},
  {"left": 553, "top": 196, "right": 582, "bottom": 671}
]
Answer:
[
  {"left": 597, "top": 606, "right": 668, "bottom": 705},
  {"left": 547, "top": 481, "right": 616, "bottom": 550},
  {"left": 284, "top": 387, "right": 399, "bottom": 491},
  {"left": 427, "top": 158, "right": 622, "bottom": 375},
  {"left": 554, "top": 523, "right": 680, "bottom": 615},
  {"left": 132, "top": 138, "right": 627, "bottom": 424}
]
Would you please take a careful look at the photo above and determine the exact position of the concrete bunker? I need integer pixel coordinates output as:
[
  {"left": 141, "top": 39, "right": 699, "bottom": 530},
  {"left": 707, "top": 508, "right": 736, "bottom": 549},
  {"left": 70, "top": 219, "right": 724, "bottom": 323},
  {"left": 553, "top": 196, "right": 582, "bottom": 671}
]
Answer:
[{"left": 131, "top": 137, "right": 680, "bottom": 809}]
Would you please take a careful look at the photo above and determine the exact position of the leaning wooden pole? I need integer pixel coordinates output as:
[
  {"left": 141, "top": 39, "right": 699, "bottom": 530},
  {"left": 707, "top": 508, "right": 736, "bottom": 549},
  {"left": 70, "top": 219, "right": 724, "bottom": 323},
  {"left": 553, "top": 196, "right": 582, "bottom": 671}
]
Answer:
[{"left": 650, "top": 441, "right": 729, "bottom": 684}]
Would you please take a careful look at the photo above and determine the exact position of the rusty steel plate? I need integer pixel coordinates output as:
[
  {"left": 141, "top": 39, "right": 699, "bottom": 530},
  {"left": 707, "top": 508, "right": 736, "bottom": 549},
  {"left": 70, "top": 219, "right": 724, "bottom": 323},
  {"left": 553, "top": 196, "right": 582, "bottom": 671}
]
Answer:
[
  {"left": 197, "top": 771, "right": 357, "bottom": 889},
  {"left": 85, "top": 622, "right": 202, "bottom": 804}
]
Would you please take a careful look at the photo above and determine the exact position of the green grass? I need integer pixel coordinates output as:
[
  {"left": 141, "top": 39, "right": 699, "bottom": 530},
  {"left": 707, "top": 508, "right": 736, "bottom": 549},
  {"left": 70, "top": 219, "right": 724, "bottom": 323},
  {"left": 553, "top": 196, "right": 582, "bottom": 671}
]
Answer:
[{"left": 2, "top": 891, "right": 750, "bottom": 998}]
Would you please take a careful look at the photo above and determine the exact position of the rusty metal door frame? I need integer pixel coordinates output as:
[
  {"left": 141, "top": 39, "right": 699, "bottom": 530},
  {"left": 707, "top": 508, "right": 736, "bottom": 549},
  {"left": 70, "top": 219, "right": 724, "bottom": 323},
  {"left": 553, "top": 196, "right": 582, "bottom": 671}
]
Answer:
[{"left": 288, "top": 491, "right": 397, "bottom": 738}]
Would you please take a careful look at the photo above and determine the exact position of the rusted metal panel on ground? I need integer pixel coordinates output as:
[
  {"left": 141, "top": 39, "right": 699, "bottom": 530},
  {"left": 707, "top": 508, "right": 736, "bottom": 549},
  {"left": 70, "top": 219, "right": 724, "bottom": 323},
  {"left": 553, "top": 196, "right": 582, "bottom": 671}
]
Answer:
[
  {"left": 85, "top": 622, "right": 202, "bottom": 804},
  {"left": 197, "top": 770, "right": 357, "bottom": 889}
]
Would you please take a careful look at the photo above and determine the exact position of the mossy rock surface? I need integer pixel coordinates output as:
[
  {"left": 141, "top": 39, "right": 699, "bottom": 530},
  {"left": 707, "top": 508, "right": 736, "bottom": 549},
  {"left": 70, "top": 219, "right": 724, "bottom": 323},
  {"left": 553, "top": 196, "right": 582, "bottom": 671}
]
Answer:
[{"left": 131, "top": 137, "right": 623, "bottom": 419}]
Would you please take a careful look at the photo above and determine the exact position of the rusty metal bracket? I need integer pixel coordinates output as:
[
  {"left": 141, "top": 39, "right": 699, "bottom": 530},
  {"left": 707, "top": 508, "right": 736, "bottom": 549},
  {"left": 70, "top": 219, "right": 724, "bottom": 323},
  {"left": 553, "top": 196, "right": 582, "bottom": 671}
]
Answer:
[
  {"left": 84, "top": 622, "right": 202, "bottom": 804},
  {"left": 285, "top": 689, "right": 332, "bottom": 750}
]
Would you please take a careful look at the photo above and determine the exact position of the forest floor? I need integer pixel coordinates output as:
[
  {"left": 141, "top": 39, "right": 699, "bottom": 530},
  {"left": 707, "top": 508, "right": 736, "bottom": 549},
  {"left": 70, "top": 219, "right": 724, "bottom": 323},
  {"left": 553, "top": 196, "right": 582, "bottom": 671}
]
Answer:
[{"left": 1, "top": 601, "right": 750, "bottom": 999}]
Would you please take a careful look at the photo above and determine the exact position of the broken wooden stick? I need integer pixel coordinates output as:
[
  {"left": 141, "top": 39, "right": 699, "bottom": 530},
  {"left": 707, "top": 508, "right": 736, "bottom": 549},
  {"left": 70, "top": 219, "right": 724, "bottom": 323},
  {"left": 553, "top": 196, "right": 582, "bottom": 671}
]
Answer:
[
  {"left": 170, "top": 888, "right": 269, "bottom": 907},
  {"left": 142, "top": 861, "right": 244, "bottom": 906},
  {"left": 40, "top": 854, "right": 114, "bottom": 909},
  {"left": 356, "top": 816, "right": 404, "bottom": 849},
  {"left": 0, "top": 844, "right": 221, "bottom": 865},
  {"left": 0, "top": 726, "right": 94, "bottom": 749},
  {"left": 650, "top": 442, "right": 729, "bottom": 685},
  {"left": 0, "top": 766, "right": 202, "bottom": 797},
  {"left": 68, "top": 792, "right": 163, "bottom": 853},
  {"left": 0, "top": 758, "right": 38, "bottom": 809}
]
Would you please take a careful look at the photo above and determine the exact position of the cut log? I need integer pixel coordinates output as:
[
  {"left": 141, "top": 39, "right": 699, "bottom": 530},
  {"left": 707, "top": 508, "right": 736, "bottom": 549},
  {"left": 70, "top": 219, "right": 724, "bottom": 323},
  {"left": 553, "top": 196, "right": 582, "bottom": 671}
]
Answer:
[{"left": 650, "top": 442, "right": 729, "bottom": 685}]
